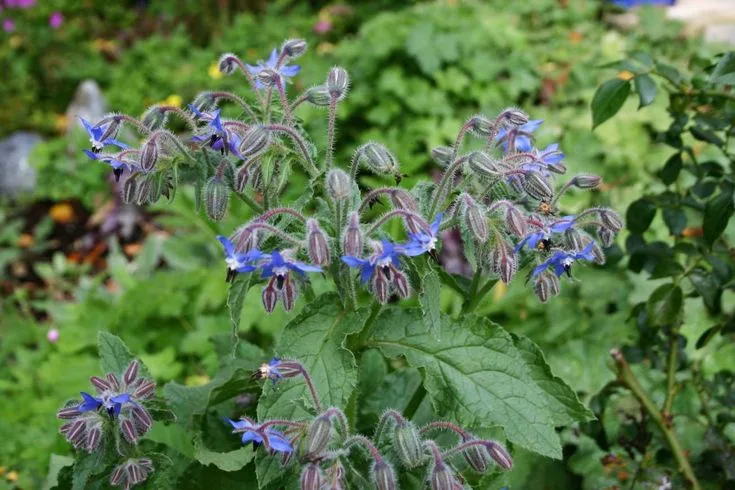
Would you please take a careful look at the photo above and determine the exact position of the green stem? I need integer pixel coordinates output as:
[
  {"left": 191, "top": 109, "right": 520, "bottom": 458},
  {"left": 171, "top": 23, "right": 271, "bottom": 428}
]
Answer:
[
  {"left": 461, "top": 273, "right": 496, "bottom": 314},
  {"left": 233, "top": 190, "right": 264, "bottom": 213},
  {"left": 663, "top": 330, "right": 678, "bottom": 417},
  {"left": 611, "top": 349, "right": 701, "bottom": 490},
  {"left": 403, "top": 384, "right": 427, "bottom": 420}
]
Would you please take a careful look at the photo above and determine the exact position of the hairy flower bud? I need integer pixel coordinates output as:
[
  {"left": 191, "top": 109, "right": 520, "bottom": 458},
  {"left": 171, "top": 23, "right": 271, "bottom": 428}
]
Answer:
[
  {"left": 599, "top": 227, "right": 615, "bottom": 247},
  {"left": 326, "top": 169, "right": 351, "bottom": 201},
  {"left": 372, "top": 460, "right": 397, "bottom": 490},
  {"left": 90, "top": 376, "right": 111, "bottom": 392},
  {"left": 121, "top": 417, "right": 138, "bottom": 443},
  {"left": 235, "top": 165, "right": 250, "bottom": 193},
  {"left": 326, "top": 66, "right": 349, "bottom": 100},
  {"left": 262, "top": 279, "right": 279, "bottom": 313},
  {"left": 573, "top": 174, "right": 602, "bottom": 189},
  {"left": 548, "top": 273, "right": 560, "bottom": 296},
  {"left": 469, "top": 114, "right": 494, "bottom": 137},
  {"left": 123, "top": 361, "right": 139, "bottom": 385},
  {"left": 282, "top": 39, "right": 307, "bottom": 58},
  {"left": 239, "top": 125, "right": 270, "bottom": 157},
  {"left": 300, "top": 463, "right": 324, "bottom": 490},
  {"left": 564, "top": 228, "right": 586, "bottom": 251},
  {"left": 486, "top": 441, "right": 513, "bottom": 470},
  {"left": 232, "top": 225, "right": 259, "bottom": 253},
  {"left": 324, "top": 462, "right": 346, "bottom": 490},
  {"left": 305, "top": 85, "right": 332, "bottom": 107},
  {"left": 122, "top": 176, "right": 137, "bottom": 204},
  {"left": 431, "top": 146, "right": 454, "bottom": 167},
  {"left": 523, "top": 172, "right": 553, "bottom": 201},
  {"left": 392, "top": 269, "right": 411, "bottom": 299},
  {"left": 257, "top": 68, "right": 280, "bottom": 87},
  {"left": 307, "top": 219, "right": 330, "bottom": 266},
  {"left": 468, "top": 151, "right": 498, "bottom": 177},
  {"left": 140, "top": 138, "right": 159, "bottom": 172},
  {"left": 204, "top": 176, "right": 229, "bottom": 221},
  {"left": 371, "top": 269, "right": 391, "bottom": 304},
  {"left": 505, "top": 206, "right": 527, "bottom": 237},
  {"left": 342, "top": 212, "right": 364, "bottom": 256},
  {"left": 599, "top": 209, "right": 623, "bottom": 232},
  {"left": 355, "top": 143, "right": 398, "bottom": 176},
  {"left": 534, "top": 274, "right": 551, "bottom": 303},
  {"left": 111, "top": 458, "right": 154, "bottom": 489},
  {"left": 141, "top": 106, "right": 168, "bottom": 131},
  {"left": 462, "top": 195, "right": 488, "bottom": 242},
  {"left": 133, "top": 379, "right": 156, "bottom": 399},
  {"left": 305, "top": 415, "right": 332, "bottom": 458},
  {"left": 501, "top": 107, "right": 529, "bottom": 127},
  {"left": 218, "top": 53, "right": 238, "bottom": 75},
  {"left": 429, "top": 461, "right": 461, "bottom": 490},
  {"left": 589, "top": 240, "right": 606, "bottom": 265},
  {"left": 106, "top": 373, "right": 121, "bottom": 391},
  {"left": 463, "top": 441, "right": 492, "bottom": 473},
  {"left": 390, "top": 189, "right": 422, "bottom": 234},
  {"left": 491, "top": 240, "right": 516, "bottom": 284},
  {"left": 393, "top": 422, "right": 424, "bottom": 468}
]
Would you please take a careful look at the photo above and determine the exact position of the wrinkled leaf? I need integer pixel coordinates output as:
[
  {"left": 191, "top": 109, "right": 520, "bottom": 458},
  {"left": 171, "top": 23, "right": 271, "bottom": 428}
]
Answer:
[
  {"left": 97, "top": 331, "right": 151, "bottom": 379},
  {"left": 419, "top": 269, "right": 442, "bottom": 340}
]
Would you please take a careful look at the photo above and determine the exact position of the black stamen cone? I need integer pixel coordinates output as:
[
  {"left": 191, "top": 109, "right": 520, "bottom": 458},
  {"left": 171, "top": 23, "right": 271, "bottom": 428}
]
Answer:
[
  {"left": 276, "top": 274, "right": 285, "bottom": 290},
  {"left": 113, "top": 168, "right": 123, "bottom": 182},
  {"left": 226, "top": 268, "right": 237, "bottom": 283},
  {"left": 381, "top": 265, "right": 391, "bottom": 280}
]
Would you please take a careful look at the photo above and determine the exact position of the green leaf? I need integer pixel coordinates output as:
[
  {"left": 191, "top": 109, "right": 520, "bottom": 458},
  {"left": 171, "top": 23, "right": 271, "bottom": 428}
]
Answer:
[
  {"left": 662, "top": 207, "right": 686, "bottom": 236},
  {"left": 227, "top": 274, "right": 252, "bottom": 336},
  {"left": 418, "top": 269, "right": 442, "bottom": 340},
  {"left": 143, "top": 421, "right": 195, "bottom": 458},
  {"left": 647, "top": 283, "right": 683, "bottom": 327},
  {"left": 626, "top": 198, "right": 657, "bottom": 234},
  {"left": 591, "top": 78, "right": 631, "bottom": 128},
  {"left": 42, "top": 454, "right": 74, "bottom": 490},
  {"left": 711, "top": 51, "right": 735, "bottom": 85},
  {"left": 194, "top": 436, "right": 254, "bottom": 471},
  {"left": 703, "top": 191, "right": 734, "bottom": 246},
  {"left": 634, "top": 74, "right": 657, "bottom": 108},
  {"left": 695, "top": 325, "right": 721, "bottom": 349},
  {"left": 659, "top": 153, "right": 682, "bottom": 185},
  {"left": 71, "top": 451, "right": 105, "bottom": 490},
  {"left": 256, "top": 294, "right": 369, "bottom": 487},
  {"left": 689, "top": 268, "right": 721, "bottom": 312},
  {"left": 690, "top": 126, "right": 724, "bottom": 147},
  {"left": 97, "top": 331, "right": 151, "bottom": 378},
  {"left": 655, "top": 62, "right": 684, "bottom": 86},
  {"left": 368, "top": 308, "right": 576, "bottom": 459}
]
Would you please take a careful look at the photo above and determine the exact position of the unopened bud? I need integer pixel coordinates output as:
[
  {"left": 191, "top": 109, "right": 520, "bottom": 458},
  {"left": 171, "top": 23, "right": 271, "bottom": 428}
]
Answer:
[
  {"left": 305, "top": 85, "right": 332, "bottom": 107},
  {"left": 462, "top": 440, "right": 492, "bottom": 473},
  {"left": 429, "top": 461, "right": 461, "bottom": 490},
  {"left": 599, "top": 227, "right": 615, "bottom": 247},
  {"left": 86, "top": 426, "right": 102, "bottom": 452},
  {"left": 523, "top": 172, "right": 553, "bottom": 200},
  {"left": 204, "top": 176, "right": 229, "bottom": 221},
  {"left": 282, "top": 39, "right": 307, "bottom": 58},
  {"left": 589, "top": 240, "right": 606, "bottom": 265},
  {"left": 300, "top": 463, "right": 324, "bottom": 490},
  {"left": 307, "top": 219, "right": 331, "bottom": 266},
  {"left": 133, "top": 379, "right": 156, "bottom": 399},
  {"left": 121, "top": 418, "right": 138, "bottom": 443},
  {"left": 324, "top": 462, "right": 346, "bottom": 490},
  {"left": 485, "top": 441, "right": 513, "bottom": 470},
  {"left": 573, "top": 174, "right": 602, "bottom": 189},
  {"left": 390, "top": 189, "right": 422, "bottom": 233},
  {"left": 235, "top": 165, "right": 250, "bottom": 193},
  {"left": 218, "top": 53, "right": 238, "bottom": 75},
  {"left": 564, "top": 228, "right": 586, "bottom": 251},
  {"left": 98, "top": 117, "right": 121, "bottom": 143},
  {"left": 548, "top": 273, "right": 560, "bottom": 296},
  {"left": 355, "top": 143, "right": 398, "bottom": 176},
  {"left": 548, "top": 161, "right": 567, "bottom": 174},
  {"left": 393, "top": 422, "right": 424, "bottom": 468},
  {"left": 326, "top": 169, "right": 351, "bottom": 201},
  {"left": 501, "top": 107, "right": 529, "bottom": 127},
  {"left": 57, "top": 406, "right": 81, "bottom": 419},
  {"left": 257, "top": 68, "right": 280, "bottom": 87},
  {"left": 469, "top": 114, "right": 494, "bottom": 137},
  {"left": 392, "top": 270, "right": 411, "bottom": 299},
  {"left": 342, "top": 212, "right": 364, "bottom": 256},
  {"left": 534, "top": 274, "right": 551, "bottom": 303},
  {"left": 505, "top": 206, "right": 527, "bottom": 237},
  {"left": 462, "top": 196, "right": 488, "bottom": 242},
  {"left": 262, "top": 278, "right": 279, "bottom": 313},
  {"left": 141, "top": 106, "right": 168, "bottom": 131},
  {"left": 122, "top": 176, "right": 137, "bottom": 204},
  {"left": 239, "top": 125, "right": 270, "bottom": 157},
  {"left": 372, "top": 460, "right": 397, "bottom": 490},
  {"left": 371, "top": 270, "right": 390, "bottom": 304},
  {"left": 123, "top": 361, "right": 139, "bottom": 385},
  {"left": 306, "top": 415, "right": 333, "bottom": 458},
  {"left": 491, "top": 240, "right": 516, "bottom": 284},
  {"left": 599, "top": 209, "right": 623, "bottom": 232},
  {"left": 232, "top": 226, "right": 259, "bottom": 253},
  {"left": 110, "top": 464, "right": 125, "bottom": 485},
  {"left": 131, "top": 406, "right": 153, "bottom": 432},
  {"left": 468, "top": 151, "right": 498, "bottom": 177},
  {"left": 106, "top": 373, "right": 121, "bottom": 391},
  {"left": 90, "top": 376, "right": 111, "bottom": 392},
  {"left": 140, "top": 138, "right": 159, "bottom": 172},
  {"left": 326, "top": 66, "right": 349, "bottom": 100},
  {"left": 431, "top": 146, "right": 454, "bottom": 167}
]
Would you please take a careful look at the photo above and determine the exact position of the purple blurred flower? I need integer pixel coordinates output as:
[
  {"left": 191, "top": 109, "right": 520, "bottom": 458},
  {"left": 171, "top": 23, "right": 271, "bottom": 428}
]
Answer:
[
  {"left": 49, "top": 12, "right": 63, "bottom": 29},
  {"left": 313, "top": 19, "right": 332, "bottom": 34},
  {"left": 610, "top": 0, "right": 675, "bottom": 8},
  {"left": 3, "top": 19, "right": 15, "bottom": 32},
  {"left": 47, "top": 328, "right": 60, "bottom": 343}
]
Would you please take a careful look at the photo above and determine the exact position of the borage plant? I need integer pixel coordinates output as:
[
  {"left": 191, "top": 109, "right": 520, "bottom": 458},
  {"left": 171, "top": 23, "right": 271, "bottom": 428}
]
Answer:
[{"left": 56, "top": 39, "right": 622, "bottom": 488}]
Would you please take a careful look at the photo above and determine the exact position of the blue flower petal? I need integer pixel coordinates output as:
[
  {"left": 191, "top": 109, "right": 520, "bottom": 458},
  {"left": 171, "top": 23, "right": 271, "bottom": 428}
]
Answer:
[
  {"left": 266, "top": 430, "right": 294, "bottom": 453},
  {"left": 217, "top": 236, "right": 235, "bottom": 258},
  {"left": 280, "top": 64, "right": 301, "bottom": 77}
]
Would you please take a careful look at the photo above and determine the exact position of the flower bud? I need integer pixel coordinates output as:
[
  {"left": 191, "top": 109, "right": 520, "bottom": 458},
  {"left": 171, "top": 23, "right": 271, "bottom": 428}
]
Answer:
[
  {"left": 57, "top": 406, "right": 81, "bottom": 419},
  {"left": 239, "top": 125, "right": 270, "bottom": 157},
  {"left": 534, "top": 274, "right": 552, "bottom": 303},
  {"left": 599, "top": 227, "right": 615, "bottom": 247},
  {"left": 218, "top": 53, "right": 238, "bottom": 75},
  {"left": 133, "top": 379, "right": 156, "bottom": 399},
  {"left": 429, "top": 461, "right": 461, "bottom": 490},
  {"left": 90, "top": 376, "right": 111, "bottom": 392},
  {"left": 548, "top": 273, "right": 560, "bottom": 296},
  {"left": 141, "top": 106, "right": 168, "bottom": 131},
  {"left": 324, "top": 462, "right": 346, "bottom": 490},
  {"left": 469, "top": 114, "right": 494, "bottom": 137},
  {"left": 300, "top": 464, "right": 324, "bottom": 490},
  {"left": 232, "top": 225, "right": 259, "bottom": 253},
  {"left": 204, "top": 176, "right": 229, "bottom": 221},
  {"left": 372, "top": 460, "right": 397, "bottom": 490},
  {"left": 392, "top": 269, "right": 411, "bottom": 299},
  {"left": 140, "top": 138, "right": 159, "bottom": 172},
  {"left": 462, "top": 196, "right": 488, "bottom": 242},
  {"left": 355, "top": 143, "right": 398, "bottom": 176},
  {"left": 371, "top": 269, "right": 390, "bottom": 304},
  {"left": 305, "top": 415, "right": 332, "bottom": 458},
  {"left": 462, "top": 441, "right": 492, "bottom": 473},
  {"left": 486, "top": 441, "right": 513, "bottom": 470},
  {"left": 564, "top": 228, "right": 586, "bottom": 251},
  {"left": 282, "top": 39, "right": 307, "bottom": 58},
  {"left": 505, "top": 206, "right": 527, "bottom": 237},
  {"left": 342, "top": 212, "right": 364, "bottom": 256},
  {"left": 131, "top": 406, "right": 153, "bottom": 432},
  {"left": 305, "top": 85, "right": 332, "bottom": 107},
  {"left": 390, "top": 189, "right": 422, "bottom": 233},
  {"left": 121, "top": 417, "right": 138, "bottom": 443},
  {"left": 110, "top": 463, "right": 125, "bottom": 485},
  {"left": 123, "top": 361, "right": 139, "bottom": 385},
  {"left": 262, "top": 278, "right": 279, "bottom": 313},
  {"left": 326, "top": 66, "right": 349, "bottom": 100},
  {"left": 431, "top": 146, "right": 454, "bottom": 167},
  {"left": 468, "top": 151, "right": 498, "bottom": 177},
  {"left": 235, "top": 165, "right": 250, "bottom": 193},
  {"left": 106, "top": 373, "right": 121, "bottom": 391},
  {"left": 573, "top": 174, "right": 602, "bottom": 189},
  {"left": 599, "top": 209, "right": 623, "bottom": 232},
  {"left": 122, "top": 176, "right": 137, "bottom": 204},
  {"left": 523, "top": 172, "right": 553, "bottom": 201},
  {"left": 326, "top": 169, "right": 351, "bottom": 202},
  {"left": 86, "top": 426, "right": 102, "bottom": 452},
  {"left": 491, "top": 240, "right": 516, "bottom": 284},
  {"left": 307, "top": 219, "right": 330, "bottom": 266},
  {"left": 98, "top": 117, "right": 121, "bottom": 144},
  {"left": 501, "top": 107, "right": 529, "bottom": 127},
  {"left": 257, "top": 68, "right": 280, "bottom": 87},
  {"left": 393, "top": 422, "right": 424, "bottom": 468},
  {"left": 589, "top": 240, "right": 606, "bottom": 265}
]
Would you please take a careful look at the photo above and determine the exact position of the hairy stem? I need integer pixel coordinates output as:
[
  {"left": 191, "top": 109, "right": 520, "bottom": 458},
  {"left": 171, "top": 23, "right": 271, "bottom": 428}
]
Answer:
[
  {"left": 430, "top": 155, "right": 468, "bottom": 218},
  {"left": 265, "top": 124, "right": 319, "bottom": 177},
  {"left": 365, "top": 209, "right": 431, "bottom": 236},
  {"left": 275, "top": 78, "right": 293, "bottom": 125},
  {"left": 240, "top": 222, "right": 303, "bottom": 247},
  {"left": 208, "top": 91, "right": 257, "bottom": 120},
  {"left": 325, "top": 97, "right": 338, "bottom": 170}
]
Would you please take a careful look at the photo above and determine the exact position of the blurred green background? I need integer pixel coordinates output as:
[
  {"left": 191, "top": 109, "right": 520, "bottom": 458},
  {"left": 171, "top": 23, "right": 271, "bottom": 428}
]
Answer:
[{"left": 0, "top": 0, "right": 729, "bottom": 488}]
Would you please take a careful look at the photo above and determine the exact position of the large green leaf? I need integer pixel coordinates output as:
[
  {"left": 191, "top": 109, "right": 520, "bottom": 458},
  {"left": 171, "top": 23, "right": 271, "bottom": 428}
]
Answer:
[
  {"left": 42, "top": 454, "right": 74, "bottom": 490},
  {"left": 367, "top": 308, "right": 585, "bottom": 459},
  {"left": 711, "top": 51, "right": 735, "bottom": 85},
  {"left": 703, "top": 191, "right": 734, "bottom": 246},
  {"left": 256, "top": 293, "right": 369, "bottom": 487},
  {"left": 97, "top": 331, "right": 151, "bottom": 378},
  {"left": 194, "top": 436, "right": 254, "bottom": 471},
  {"left": 419, "top": 268, "right": 442, "bottom": 340},
  {"left": 591, "top": 78, "right": 631, "bottom": 128},
  {"left": 634, "top": 74, "right": 657, "bottom": 108}
]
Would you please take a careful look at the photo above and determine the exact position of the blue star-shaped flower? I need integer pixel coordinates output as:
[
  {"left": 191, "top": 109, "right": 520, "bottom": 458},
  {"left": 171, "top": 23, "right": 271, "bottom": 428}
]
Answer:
[
  {"left": 79, "top": 117, "right": 128, "bottom": 153},
  {"left": 255, "top": 357, "right": 285, "bottom": 384},
  {"left": 78, "top": 391, "right": 131, "bottom": 417},
  {"left": 246, "top": 48, "right": 301, "bottom": 89},
  {"left": 401, "top": 213, "right": 443, "bottom": 258},
  {"left": 532, "top": 242, "right": 596, "bottom": 278},
  {"left": 190, "top": 106, "right": 244, "bottom": 158},
  {"left": 515, "top": 216, "right": 577, "bottom": 252},
  {"left": 495, "top": 119, "right": 543, "bottom": 153},
  {"left": 226, "top": 418, "right": 293, "bottom": 453},
  {"left": 82, "top": 150, "right": 138, "bottom": 182},
  {"left": 217, "top": 236, "right": 263, "bottom": 282},
  {"left": 342, "top": 240, "right": 401, "bottom": 284},
  {"left": 520, "top": 144, "right": 565, "bottom": 175},
  {"left": 260, "top": 251, "right": 321, "bottom": 281}
]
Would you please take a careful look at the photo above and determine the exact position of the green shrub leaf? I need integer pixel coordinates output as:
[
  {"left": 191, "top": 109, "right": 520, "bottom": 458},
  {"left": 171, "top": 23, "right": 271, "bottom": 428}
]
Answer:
[
  {"left": 591, "top": 78, "right": 631, "bottom": 128},
  {"left": 634, "top": 74, "right": 657, "bottom": 108},
  {"left": 703, "top": 191, "right": 734, "bottom": 246},
  {"left": 647, "top": 283, "right": 683, "bottom": 327}
]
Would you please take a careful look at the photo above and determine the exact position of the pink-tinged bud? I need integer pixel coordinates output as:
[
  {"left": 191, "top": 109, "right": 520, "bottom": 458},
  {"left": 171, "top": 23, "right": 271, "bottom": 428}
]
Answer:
[
  {"left": 305, "top": 416, "right": 333, "bottom": 458},
  {"left": 590, "top": 240, "right": 606, "bottom": 265},
  {"left": 431, "top": 146, "right": 453, "bottom": 167},
  {"left": 599, "top": 227, "right": 615, "bottom": 247},
  {"left": 355, "top": 142, "right": 398, "bottom": 176},
  {"left": 505, "top": 206, "right": 526, "bottom": 237},
  {"left": 106, "top": 373, "right": 121, "bottom": 391},
  {"left": 326, "top": 66, "right": 349, "bottom": 100},
  {"left": 548, "top": 160, "right": 567, "bottom": 174},
  {"left": 67, "top": 420, "right": 86, "bottom": 445},
  {"left": 372, "top": 460, "right": 397, "bottom": 490},
  {"left": 491, "top": 241, "right": 516, "bottom": 284},
  {"left": 232, "top": 226, "right": 259, "bottom": 253},
  {"left": 390, "top": 189, "right": 422, "bottom": 233},
  {"left": 342, "top": 212, "right": 364, "bottom": 256},
  {"left": 307, "top": 219, "right": 331, "bottom": 266},
  {"left": 140, "top": 138, "right": 159, "bottom": 172},
  {"left": 282, "top": 39, "right": 307, "bottom": 58},
  {"left": 371, "top": 271, "right": 391, "bottom": 304},
  {"left": 126, "top": 460, "right": 145, "bottom": 484},
  {"left": 462, "top": 195, "right": 488, "bottom": 242},
  {"left": 138, "top": 458, "right": 154, "bottom": 472},
  {"left": 429, "top": 461, "right": 462, "bottom": 490},
  {"left": 122, "top": 177, "right": 137, "bottom": 204},
  {"left": 573, "top": 174, "right": 602, "bottom": 189},
  {"left": 57, "top": 406, "right": 81, "bottom": 419},
  {"left": 132, "top": 406, "right": 153, "bottom": 432},
  {"left": 142, "top": 106, "right": 168, "bottom": 131},
  {"left": 523, "top": 172, "right": 553, "bottom": 201},
  {"left": 235, "top": 165, "right": 250, "bottom": 193},
  {"left": 205, "top": 176, "right": 229, "bottom": 221},
  {"left": 90, "top": 375, "right": 111, "bottom": 392},
  {"left": 534, "top": 275, "right": 551, "bottom": 303},
  {"left": 133, "top": 379, "right": 156, "bottom": 399},
  {"left": 218, "top": 53, "right": 238, "bottom": 75},
  {"left": 564, "top": 228, "right": 585, "bottom": 251},
  {"left": 548, "top": 273, "right": 560, "bottom": 297},
  {"left": 468, "top": 151, "right": 498, "bottom": 177},
  {"left": 121, "top": 418, "right": 138, "bottom": 444},
  {"left": 98, "top": 117, "right": 121, "bottom": 144},
  {"left": 326, "top": 169, "right": 352, "bottom": 201},
  {"left": 257, "top": 68, "right": 280, "bottom": 87},
  {"left": 501, "top": 107, "right": 529, "bottom": 127},
  {"left": 86, "top": 426, "right": 102, "bottom": 452},
  {"left": 124, "top": 361, "right": 139, "bottom": 385},
  {"left": 239, "top": 125, "right": 271, "bottom": 157},
  {"left": 463, "top": 441, "right": 492, "bottom": 473},
  {"left": 468, "top": 114, "right": 494, "bottom": 137},
  {"left": 393, "top": 422, "right": 423, "bottom": 468},
  {"left": 282, "top": 276, "right": 298, "bottom": 312},
  {"left": 392, "top": 269, "right": 411, "bottom": 299},
  {"left": 325, "top": 462, "right": 346, "bottom": 490},
  {"left": 110, "top": 464, "right": 125, "bottom": 485},
  {"left": 305, "top": 85, "right": 332, "bottom": 107},
  {"left": 300, "top": 463, "right": 324, "bottom": 490},
  {"left": 486, "top": 441, "right": 513, "bottom": 470},
  {"left": 599, "top": 209, "right": 623, "bottom": 232},
  {"left": 262, "top": 278, "right": 279, "bottom": 313}
]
